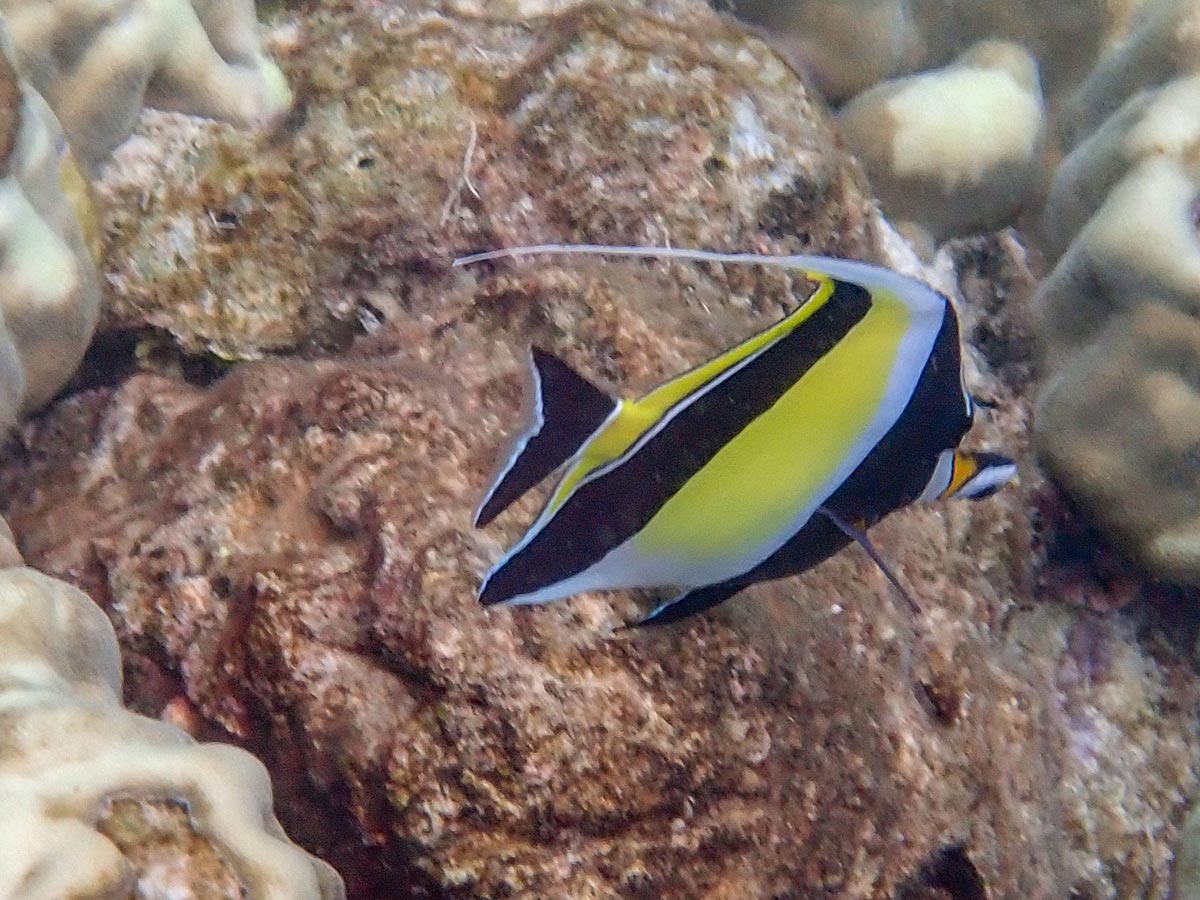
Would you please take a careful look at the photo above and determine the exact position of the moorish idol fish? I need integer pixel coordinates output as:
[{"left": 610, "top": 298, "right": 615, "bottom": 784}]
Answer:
[{"left": 454, "top": 244, "right": 1017, "bottom": 627}]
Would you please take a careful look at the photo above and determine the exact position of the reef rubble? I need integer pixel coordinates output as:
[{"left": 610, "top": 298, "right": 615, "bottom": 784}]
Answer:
[{"left": 3, "top": 0, "right": 1200, "bottom": 898}]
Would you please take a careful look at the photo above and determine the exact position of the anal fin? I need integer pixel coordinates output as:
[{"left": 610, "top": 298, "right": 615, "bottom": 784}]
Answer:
[
  {"left": 623, "top": 580, "right": 745, "bottom": 629},
  {"left": 475, "top": 347, "right": 617, "bottom": 527}
]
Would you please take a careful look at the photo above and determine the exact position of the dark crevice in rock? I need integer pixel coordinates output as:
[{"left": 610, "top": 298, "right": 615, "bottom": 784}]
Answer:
[
  {"left": 916, "top": 678, "right": 962, "bottom": 727},
  {"left": 1032, "top": 483, "right": 1200, "bottom": 626},
  {"left": 896, "top": 845, "right": 988, "bottom": 900},
  {"left": 236, "top": 693, "right": 454, "bottom": 900},
  {"left": 66, "top": 327, "right": 234, "bottom": 395},
  {"left": 62, "top": 327, "right": 142, "bottom": 393},
  {"left": 945, "top": 234, "right": 1037, "bottom": 393},
  {"left": 758, "top": 175, "right": 829, "bottom": 242}
]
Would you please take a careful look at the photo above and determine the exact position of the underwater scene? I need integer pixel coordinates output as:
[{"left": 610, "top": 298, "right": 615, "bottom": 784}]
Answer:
[{"left": 3, "top": 0, "right": 1200, "bottom": 896}]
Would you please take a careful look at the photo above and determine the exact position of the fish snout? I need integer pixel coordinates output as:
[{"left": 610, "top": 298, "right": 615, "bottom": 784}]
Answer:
[{"left": 943, "top": 450, "right": 1017, "bottom": 500}]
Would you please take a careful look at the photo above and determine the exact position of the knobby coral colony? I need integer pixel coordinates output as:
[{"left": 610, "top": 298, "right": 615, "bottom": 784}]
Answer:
[
  {"left": 0, "top": 0, "right": 291, "bottom": 170},
  {"left": 0, "top": 567, "right": 343, "bottom": 899},
  {"left": 0, "top": 0, "right": 294, "bottom": 430},
  {"left": 0, "top": 34, "right": 99, "bottom": 429},
  {"left": 740, "top": 0, "right": 1200, "bottom": 591},
  {"left": 0, "top": 0, "right": 340, "bottom": 894},
  {"left": 459, "top": 245, "right": 1016, "bottom": 627}
]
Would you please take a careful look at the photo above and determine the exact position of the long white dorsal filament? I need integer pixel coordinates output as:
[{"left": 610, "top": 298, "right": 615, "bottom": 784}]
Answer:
[
  {"left": 452, "top": 243, "right": 944, "bottom": 311},
  {"left": 454, "top": 242, "right": 898, "bottom": 284}
]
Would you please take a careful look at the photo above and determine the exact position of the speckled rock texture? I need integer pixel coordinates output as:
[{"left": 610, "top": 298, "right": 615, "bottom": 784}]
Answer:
[
  {"left": 5, "top": 233, "right": 1200, "bottom": 900},
  {"left": 97, "top": 0, "right": 876, "bottom": 361},
  {"left": 5, "top": 0, "right": 1200, "bottom": 898}
]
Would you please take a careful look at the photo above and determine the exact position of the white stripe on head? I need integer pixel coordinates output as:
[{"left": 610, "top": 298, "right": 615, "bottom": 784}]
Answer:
[
  {"left": 955, "top": 461, "right": 1017, "bottom": 499},
  {"left": 918, "top": 449, "right": 956, "bottom": 502}
]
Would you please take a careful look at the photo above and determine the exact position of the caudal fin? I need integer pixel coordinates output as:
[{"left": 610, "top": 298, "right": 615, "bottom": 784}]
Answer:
[{"left": 474, "top": 347, "right": 617, "bottom": 527}]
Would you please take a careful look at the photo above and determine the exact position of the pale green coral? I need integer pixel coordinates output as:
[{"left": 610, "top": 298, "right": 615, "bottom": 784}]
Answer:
[
  {"left": 1035, "top": 154, "right": 1200, "bottom": 365},
  {"left": 0, "top": 0, "right": 292, "bottom": 169},
  {"left": 1045, "top": 74, "right": 1200, "bottom": 257},
  {"left": 1059, "top": 0, "right": 1200, "bottom": 148},
  {"left": 1036, "top": 302, "right": 1200, "bottom": 585},
  {"left": 0, "top": 26, "right": 98, "bottom": 427},
  {"left": 0, "top": 566, "right": 345, "bottom": 899},
  {"left": 836, "top": 39, "right": 1046, "bottom": 242}
]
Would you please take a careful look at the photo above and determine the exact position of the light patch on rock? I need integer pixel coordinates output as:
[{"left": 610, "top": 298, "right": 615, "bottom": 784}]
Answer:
[{"left": 726, "top": 96, "right": 776, "bottom": 167}]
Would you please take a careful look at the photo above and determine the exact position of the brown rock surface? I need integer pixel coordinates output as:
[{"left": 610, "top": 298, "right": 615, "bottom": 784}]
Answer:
[
  {"left": 97, "top": 0, "right": 875, "bottom": 360},
  {"left": 3, "top": 248, "right": 1199, "bottom": 898},
  {"left": 4, "top": 0, "right": 1199, "bottom": 898}
]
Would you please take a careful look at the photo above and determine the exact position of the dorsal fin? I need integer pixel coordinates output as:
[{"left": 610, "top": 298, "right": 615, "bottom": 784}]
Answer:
[
  {"left": 474, "top": 347, "right": 617, "bottom": 528},
  {"left": 453, "top": 243, "right": 947, "bottom": 321}
]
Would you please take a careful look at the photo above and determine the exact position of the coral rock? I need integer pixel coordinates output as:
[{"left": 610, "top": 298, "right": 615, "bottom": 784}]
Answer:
[
  {"left": 1045, "top": 73, "right": 1200, "bottom": 257},
  {"left": 907, "top": 0, "right": 1131, "bottom": 93},
  {"left": 97, "top": 0, "right": 880, "bottom": 361},
  {"left": 1033, "top": 154, "right": 1200, "bottom": 367},
  {"left": 3, "top": 0, "right": 1197, "bottom": 898},
  {"left": 1, "top": 251, "right": 1196, "bottom": 898},
  {"left": 836, "top": 40, "right": 1046, "bottom": 243},
  {"left": 1023, "top": 0, "right": 1200, "bottom": 590},
  {"left": 1036, "top": 301, "right": 1200, "bottom": 585},
  {"left": 729, "top": 0, "right": 921, "bottom": 103},
  {"left": 1177, "top": 801, "right": 1200, "bottom": 900},
  {"left": 0, "top": 26, "right": 98, "bottom": 427},
  {"left": 0, "top": 566, "right": 344, "bottom": 899},
  {"left": 1060, "top": 0, "right": 1200, "bottom": 148},
  {"left": 0, "top": 515, "right": 19, "bottom": 566},
  {"left": 0, "top": 0, "right": 291, "bottom": 169}
]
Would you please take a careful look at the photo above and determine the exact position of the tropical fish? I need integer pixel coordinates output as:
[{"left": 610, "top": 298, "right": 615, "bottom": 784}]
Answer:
[{"left": 454, "top": 244, "right": 1017, "bottom": 627}]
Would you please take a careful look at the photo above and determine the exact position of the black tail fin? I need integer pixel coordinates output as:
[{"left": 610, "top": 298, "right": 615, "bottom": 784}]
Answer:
[{"left": 474, "top": 348, "right": 617, "bottom": 527}]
